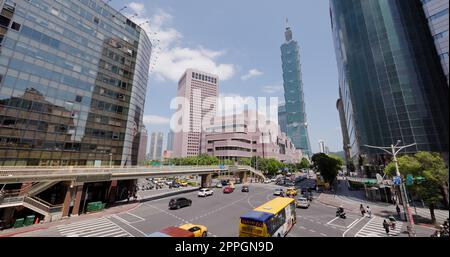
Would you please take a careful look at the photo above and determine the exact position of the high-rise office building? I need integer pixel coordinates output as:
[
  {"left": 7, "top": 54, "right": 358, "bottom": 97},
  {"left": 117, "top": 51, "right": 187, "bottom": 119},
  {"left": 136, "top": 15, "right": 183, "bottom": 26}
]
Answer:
[
  {"left": 166, "top": 130, "right": 174, "bottom": 151},
  {"left": 336, "top": 97, "right": 351, "bottom": 166},
  {"left": 280, "top": 22, "right": 312, "bottom": 156},
  {"left": 149, "top": 132, "right": 163, "bottom": 160},
  {"left": 421, "top": 0, "right": 449, "bottom": 84},
  {"left": 0, "top": 0, "right": 152, "bottom": 166},
  {"left": 330, "top": 0, "right": 449, "bottom": 171},
  {"left": 173, "top": 69, "right": 218, "bottom": 157},
  {"left": 137, "top": 127, "right": 148, "bottom": 165},
  {"left": 278, "top": 103, "right": 287, "bottom": 134}
]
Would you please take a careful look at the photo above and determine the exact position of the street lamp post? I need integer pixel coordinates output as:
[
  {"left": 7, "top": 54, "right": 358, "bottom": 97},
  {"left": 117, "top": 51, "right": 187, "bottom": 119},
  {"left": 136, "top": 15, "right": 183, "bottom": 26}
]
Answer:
[{"left": 364, "top": 141, "right": 417, "bottom": 237}]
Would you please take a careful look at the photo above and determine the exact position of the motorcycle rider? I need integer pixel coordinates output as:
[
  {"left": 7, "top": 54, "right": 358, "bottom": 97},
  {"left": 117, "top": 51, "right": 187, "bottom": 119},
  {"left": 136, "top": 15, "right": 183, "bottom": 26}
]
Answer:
[{"left": 336, "top": 206, "right": 346, "bottom": 218}]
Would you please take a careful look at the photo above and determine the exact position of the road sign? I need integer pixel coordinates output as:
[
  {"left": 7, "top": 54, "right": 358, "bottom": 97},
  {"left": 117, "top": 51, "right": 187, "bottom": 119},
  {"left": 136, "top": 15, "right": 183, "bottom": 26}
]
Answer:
[
  {"left": 415, "top": 176, "right": 425, "bottom": 184},
  {"left": 406, "top": 174, "right": 414, "bottom": 186},
  {"left": 393, "top": 176, "right": 401, "bottom": 185},
  {"left": 219, "top": 164, "right": 225, "bottom": 169}
]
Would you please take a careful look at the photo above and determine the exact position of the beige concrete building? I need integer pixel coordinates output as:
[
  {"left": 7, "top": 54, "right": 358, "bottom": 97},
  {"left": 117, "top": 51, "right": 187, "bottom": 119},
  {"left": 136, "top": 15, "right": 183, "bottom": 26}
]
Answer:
[
  {"left": 173, "top": 69, "right": 219, "bottom": 157},
  {"left": 201, "top": 110, "right": 302, "bottom": 163}
]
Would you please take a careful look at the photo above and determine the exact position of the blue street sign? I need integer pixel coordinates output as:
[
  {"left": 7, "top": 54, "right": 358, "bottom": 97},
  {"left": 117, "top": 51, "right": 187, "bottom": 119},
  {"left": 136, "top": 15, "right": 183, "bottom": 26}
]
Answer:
[
  {"left": 393, "top": 176, "right": 401, "bottom": 185},
  {"left": 219, "top": 164, "right": 225, "bottom": 169}
]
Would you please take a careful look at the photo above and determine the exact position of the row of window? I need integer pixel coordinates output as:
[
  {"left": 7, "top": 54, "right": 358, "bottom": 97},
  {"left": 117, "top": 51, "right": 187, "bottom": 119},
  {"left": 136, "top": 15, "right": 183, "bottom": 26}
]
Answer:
[{"left": 192, "top": 72, "right": 217, "bottom": 84}]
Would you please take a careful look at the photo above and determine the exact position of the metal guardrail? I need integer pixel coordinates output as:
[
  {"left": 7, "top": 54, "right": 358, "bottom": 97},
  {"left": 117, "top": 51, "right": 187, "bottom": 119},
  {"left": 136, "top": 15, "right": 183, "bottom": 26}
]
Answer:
[
  {"left": 23, "top": 196, "right": 63, "bottom": 213},
  {"left": 0, "top": 195, "right": 24, "bottom": 206},
  {"left": 0, "top": 165, "right": 265, "bottom": 183}
]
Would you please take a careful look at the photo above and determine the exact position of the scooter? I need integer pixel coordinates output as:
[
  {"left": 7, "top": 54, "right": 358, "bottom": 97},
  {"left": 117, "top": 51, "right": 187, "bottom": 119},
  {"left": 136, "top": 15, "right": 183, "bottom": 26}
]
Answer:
[{"left": 336, "top": 210, "right": 347, "bottom": 219}]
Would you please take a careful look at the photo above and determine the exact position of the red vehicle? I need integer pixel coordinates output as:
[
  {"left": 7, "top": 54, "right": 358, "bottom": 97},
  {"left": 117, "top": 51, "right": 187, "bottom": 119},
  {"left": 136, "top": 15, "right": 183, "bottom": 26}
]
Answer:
[
  {"left": 146, "top": 226, "right": 195, "bottom": 237},
  {"left": 223, "top": 186, "right": 234, "bottom": 194}
]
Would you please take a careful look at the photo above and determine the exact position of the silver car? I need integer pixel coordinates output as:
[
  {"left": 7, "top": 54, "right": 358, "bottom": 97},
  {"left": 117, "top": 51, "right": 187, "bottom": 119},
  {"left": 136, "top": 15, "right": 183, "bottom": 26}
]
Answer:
[{"left": 296, "top": 197, "right": 310, "bottom": 208}]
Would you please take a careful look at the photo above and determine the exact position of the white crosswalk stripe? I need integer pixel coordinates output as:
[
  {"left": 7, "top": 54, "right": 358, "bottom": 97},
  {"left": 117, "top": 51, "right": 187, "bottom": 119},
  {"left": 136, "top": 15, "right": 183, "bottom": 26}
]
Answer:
[
  {"left": 355, "top": 217, "right": 402, "bottom": 237},
  {"left": 57, "top": 218, "right": 133, "bottom": 237}
]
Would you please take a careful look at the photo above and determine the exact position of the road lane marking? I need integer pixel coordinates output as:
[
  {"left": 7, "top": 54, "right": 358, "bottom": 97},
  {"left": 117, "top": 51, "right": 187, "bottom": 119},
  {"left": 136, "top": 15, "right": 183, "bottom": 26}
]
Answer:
[
  {"left": 320, "top": 233, "right": 328, "bottom": 237},
  {"left": 354, "top": 217, "right": 376, "bottom": 237},
  {"left": 108, "top": 216, "right": 146, "bottom": 237},
  {"left": 112, "top": 214, "right": 131, "bottom": 224},
  {"left": 326, "top": 217, "right": 339, "bottom": 225},
  {"left": 342, "top": 217, "right": 365, "bottom": 237},
  {"left": 309, "top": 229, "right": 316, "bottom": 233},
  {"left": 126, "top": 212, "right": 145, "bottom": 221}
]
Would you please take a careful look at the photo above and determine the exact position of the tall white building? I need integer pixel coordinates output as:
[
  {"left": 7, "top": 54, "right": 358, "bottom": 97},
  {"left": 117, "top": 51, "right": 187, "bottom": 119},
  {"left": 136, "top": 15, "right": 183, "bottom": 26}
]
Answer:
[
  {"left": 173, "top": 69, "right": 219, "bottom": 157},
  {"left": 149, "top": 132, "right": 164, "bottom": 160},
  {"left": 421, "top": 0, "right": 449, "bottom": 84},
  {"left": 318, "top": 140, "right": 326, "bottom": 154},
  {"left": 137, "top": 127, "right": 148, "bottom": 165}
]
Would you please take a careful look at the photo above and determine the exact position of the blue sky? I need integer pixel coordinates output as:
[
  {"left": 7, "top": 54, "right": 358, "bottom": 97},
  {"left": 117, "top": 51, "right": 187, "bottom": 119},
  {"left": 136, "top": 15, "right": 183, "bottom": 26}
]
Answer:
[{"left": 112, "top": 0, "right": 342, "bottom": 154}]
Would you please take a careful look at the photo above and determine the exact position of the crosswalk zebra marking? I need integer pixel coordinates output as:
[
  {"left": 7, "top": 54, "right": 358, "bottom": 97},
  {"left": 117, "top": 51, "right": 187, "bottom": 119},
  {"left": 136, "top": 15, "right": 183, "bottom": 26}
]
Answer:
[
  {"left": 355, "top": 217, "right": 402, "bottom": 237},
  {"left": 57, "top": 218, "right": 133, "bottom": 237}
]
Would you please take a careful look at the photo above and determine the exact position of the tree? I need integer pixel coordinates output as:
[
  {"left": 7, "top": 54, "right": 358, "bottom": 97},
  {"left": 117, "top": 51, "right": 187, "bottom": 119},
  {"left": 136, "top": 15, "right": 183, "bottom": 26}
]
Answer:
[
  {"left": 384, "top": 152, "right": 449, "bottom": 223},
  {"left": 296, "top": 158, "right": 310, "bottom": 170},
  {"left": 238, "top": 158, "right": 252, "bottom": 166},
  {"left": 415, "top": 152, "right": 449, "bottom": 209},
  {"left": 311, "top": 153, "right": 341, "bottom": 184}
]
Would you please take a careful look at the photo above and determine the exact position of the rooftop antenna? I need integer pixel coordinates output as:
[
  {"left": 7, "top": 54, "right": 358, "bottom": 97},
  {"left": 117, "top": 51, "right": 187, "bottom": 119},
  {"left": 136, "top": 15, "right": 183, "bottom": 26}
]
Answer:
[{"left": 139, "top": 20, "right": 149, "bottom": 26}]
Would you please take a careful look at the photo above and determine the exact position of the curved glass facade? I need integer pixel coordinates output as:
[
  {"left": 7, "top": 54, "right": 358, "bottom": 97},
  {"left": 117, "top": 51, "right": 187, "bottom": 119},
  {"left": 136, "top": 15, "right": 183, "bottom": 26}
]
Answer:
[
  {"left": 0, "top": 0, "right": 151, "bottom": 166},
  {"left": 330, "top": 0, "right": 449, "bottom": 166},
  {"left": 280, "top": 26, "right": 312, "bottom": 156}
]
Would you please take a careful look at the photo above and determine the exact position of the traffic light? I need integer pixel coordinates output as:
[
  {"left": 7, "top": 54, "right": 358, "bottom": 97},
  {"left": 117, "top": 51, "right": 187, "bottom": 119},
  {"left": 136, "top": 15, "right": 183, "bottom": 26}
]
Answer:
[{"left": 406, "top": 174, "right": 414, "bottom": 186}]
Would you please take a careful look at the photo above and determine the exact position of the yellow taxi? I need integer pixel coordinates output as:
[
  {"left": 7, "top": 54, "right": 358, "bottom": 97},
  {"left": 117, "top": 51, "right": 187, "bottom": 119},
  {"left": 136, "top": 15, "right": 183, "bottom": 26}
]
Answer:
[
  {"left": 177, "top": 179, "right": 188, "bottom": 187},
  {"left": 286, "top": 187, "right": 298, "bottom": 197},
  {"left": 179, "top": 223, "right": 208, "bottom": 237}
]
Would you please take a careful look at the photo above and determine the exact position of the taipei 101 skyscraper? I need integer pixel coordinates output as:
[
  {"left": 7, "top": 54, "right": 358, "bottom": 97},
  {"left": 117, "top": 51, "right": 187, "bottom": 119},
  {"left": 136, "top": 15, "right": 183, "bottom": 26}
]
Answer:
[{"left": 280, "top": 20, "right": 312, "bottom": 156}]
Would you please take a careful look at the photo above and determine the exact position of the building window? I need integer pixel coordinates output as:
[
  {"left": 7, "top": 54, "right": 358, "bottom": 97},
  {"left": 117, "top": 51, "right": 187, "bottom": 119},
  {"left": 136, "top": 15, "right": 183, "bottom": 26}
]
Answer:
[{"left": 11, "top": 22, "right": 21, "bottom": 31}]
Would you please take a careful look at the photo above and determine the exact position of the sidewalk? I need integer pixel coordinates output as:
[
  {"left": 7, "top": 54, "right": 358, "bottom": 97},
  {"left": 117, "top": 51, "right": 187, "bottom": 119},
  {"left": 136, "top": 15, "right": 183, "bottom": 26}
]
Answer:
[
  {"left": 318, "top": 178, "right": 449, "bottom": 226},
  {"left": 0, "top": 201, "right": 140, "bottom": 237},
  {"left": 0, "top": 187, "right": 200, "bottom": 237}
]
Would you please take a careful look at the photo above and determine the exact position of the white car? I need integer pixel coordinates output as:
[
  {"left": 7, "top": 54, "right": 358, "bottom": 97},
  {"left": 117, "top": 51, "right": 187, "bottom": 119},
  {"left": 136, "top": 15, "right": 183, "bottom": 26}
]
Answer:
[
  {"left": 273, "top": 188, "right": 284, "bottom": 196},
  {"left": 264, "top": 180, "right": 271, "bottom": 184},
  {"left": 270, "top": 178, "right": 276, "bottom": 182},
  {"left": 216, "top": 183, "right": 223, "bottom": 188},
  {"left": 296, "top": 197, "right": 310, "bottom": 208},
  {"left": 198, "top": 188, "right": 214, "bottom": 197}
]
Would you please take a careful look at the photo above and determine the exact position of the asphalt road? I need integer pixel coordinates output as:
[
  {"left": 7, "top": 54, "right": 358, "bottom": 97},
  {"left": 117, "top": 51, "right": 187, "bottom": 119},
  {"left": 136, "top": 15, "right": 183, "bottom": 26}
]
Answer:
[{"left": 13, "top": 182, "right": 413, "bottom": 237}]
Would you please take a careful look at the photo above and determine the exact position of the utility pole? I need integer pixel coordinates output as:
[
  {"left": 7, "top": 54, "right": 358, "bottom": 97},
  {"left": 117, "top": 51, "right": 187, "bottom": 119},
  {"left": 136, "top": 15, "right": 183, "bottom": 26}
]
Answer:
[{"left": 364, "top": 141, "right": 417, "bottom": 237}]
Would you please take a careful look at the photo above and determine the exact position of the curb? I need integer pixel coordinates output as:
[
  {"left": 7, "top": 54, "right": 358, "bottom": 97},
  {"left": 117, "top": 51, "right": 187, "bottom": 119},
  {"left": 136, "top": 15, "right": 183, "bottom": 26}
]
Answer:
[{"left": 138, "top": 187, "right": 200, "bottom": 203}]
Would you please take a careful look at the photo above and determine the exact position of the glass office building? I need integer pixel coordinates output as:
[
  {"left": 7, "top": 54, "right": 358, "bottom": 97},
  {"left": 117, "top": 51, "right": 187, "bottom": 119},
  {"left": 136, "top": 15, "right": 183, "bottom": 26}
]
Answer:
[
  {"left": 330, "top": 0, "right": 449, "bottom": 169},
  {"left": 0, "top": 0, "right": 152, "bottom": 166},
  {"left": 280, "top": 25, "right": 312, "bottom": 156},
  {"left": 421, "top": 0, "right": 449, "bottom": 85},
  {"left": 278, "top": 103, "right": 287, "bottom": 134}
]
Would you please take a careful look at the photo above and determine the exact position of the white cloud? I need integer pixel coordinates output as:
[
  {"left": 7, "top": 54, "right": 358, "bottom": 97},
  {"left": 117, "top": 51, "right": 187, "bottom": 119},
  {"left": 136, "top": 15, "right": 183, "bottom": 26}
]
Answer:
[
  {"left": 128, "top": 2, "right": 146, "bottom": 15},
  {"left": 126, "top": 7, "right": 235, "bottom": 82},
  {"left": 262, "top": 84, "right": 283, "bottom": 94},
  {"left": 143, "top": 115, "right": 170, "bottom": 125},
  {"left": 241, "top": 69, "right": 263, "bottom": 80}
]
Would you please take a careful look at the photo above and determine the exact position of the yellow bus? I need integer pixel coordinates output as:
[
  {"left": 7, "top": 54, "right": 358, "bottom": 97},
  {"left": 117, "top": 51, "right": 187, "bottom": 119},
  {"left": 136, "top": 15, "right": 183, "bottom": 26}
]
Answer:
[{"left": 239, "top": 197, "right": 296, "bottom": 237}]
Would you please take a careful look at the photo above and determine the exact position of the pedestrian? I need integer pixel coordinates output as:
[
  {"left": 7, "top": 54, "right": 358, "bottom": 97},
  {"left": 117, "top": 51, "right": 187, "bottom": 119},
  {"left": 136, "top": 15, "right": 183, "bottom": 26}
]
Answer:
[
  {"left": 366, "top": 206, "right": 372, "bottom": 218},
  {"left": 396, "top": 205, "right": 401, "bottom": 218},
  {"left": 383, "top": 219, "right": 390, "bottom": 235},
  {"left": 127, "top": 190, "right": 131, "bottom": 203},
  {"left": 360, "top": 204, "right": 366, "bottom": 217}
]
